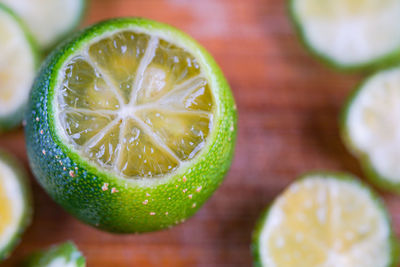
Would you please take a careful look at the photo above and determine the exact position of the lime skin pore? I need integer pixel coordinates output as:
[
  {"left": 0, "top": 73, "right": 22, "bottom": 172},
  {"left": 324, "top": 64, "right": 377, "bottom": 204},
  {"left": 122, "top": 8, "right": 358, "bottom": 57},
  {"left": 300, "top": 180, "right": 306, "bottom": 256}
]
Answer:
[{"left": 24, "top": 18, "right": 237, "bottom": 233}]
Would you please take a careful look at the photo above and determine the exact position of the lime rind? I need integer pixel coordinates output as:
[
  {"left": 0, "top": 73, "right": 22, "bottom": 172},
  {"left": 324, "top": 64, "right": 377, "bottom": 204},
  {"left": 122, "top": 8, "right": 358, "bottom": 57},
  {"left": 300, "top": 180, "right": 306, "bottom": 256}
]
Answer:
[
  {"left": 24, "top": 241, "right": 85, "bottom": 267},
  {"left": 287, "top": 0, "right": 400, "bottom": 72},
  {"left": 340, "top": 67, "right": 400, "bottom": 193},
  {"left": 0, "top": 3, "right": 39, "bottom": 132},
  {"left": 0, "top": 150, "right": 32, "bottom": 261},
  {"left": 251, "top": 171, "right": 399, "bottom": 267},
  {"left": 25, "top": 18, "right": 237, "bottom": 233}
]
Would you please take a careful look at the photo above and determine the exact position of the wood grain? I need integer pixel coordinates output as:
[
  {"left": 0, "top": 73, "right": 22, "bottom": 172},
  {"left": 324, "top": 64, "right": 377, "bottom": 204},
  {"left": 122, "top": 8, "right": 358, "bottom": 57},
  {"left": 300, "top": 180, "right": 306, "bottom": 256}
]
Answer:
[{"left": 2, "top": 0, "right": 400, "bottom": 266}]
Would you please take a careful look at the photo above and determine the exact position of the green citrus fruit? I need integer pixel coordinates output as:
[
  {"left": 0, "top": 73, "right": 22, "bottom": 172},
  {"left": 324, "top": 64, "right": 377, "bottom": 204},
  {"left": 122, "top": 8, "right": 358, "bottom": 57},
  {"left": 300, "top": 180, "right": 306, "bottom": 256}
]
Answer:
[
  {"left": 0, "top": 0, "right": 86, "bottom": 50},
  {"left": 0, "top": 3, "right": 38, "bottom": 132},
  {"left": 25, "top": 241, "right": 85, "bottom": 267},
  {"left": 341, "top": 66, "right": 400, "bottom": 193},
  {"left": 25, "top": 18, "right": 237, "bottom": 233},
  {"left": 252, "top": 172, "right": 399, "bottom": 267},
  {"left": 0, "top": 150, "right": 32, "bottom": 261},
  {"left": 289, "top": 0, "right": 400, "bottom": 71}
]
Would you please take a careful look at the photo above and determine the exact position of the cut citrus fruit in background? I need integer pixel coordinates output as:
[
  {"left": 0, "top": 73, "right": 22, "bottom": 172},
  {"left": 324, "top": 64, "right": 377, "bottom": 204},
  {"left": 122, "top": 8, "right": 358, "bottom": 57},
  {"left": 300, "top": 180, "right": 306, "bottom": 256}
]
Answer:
[
  {"left": 342, "top": 66, "right": 400, "bottom": 193},
  {"left": 25, "top": 18, "right": 237, "bottom": 233},
  {"left": 289, "top": 0, "right": 400, "bottom": 70},
  {"left": 0, "top": 150, "right": 32, "bottom": 261},
  {"left": 25, "top": 241, "right": 85, "bottom": 267},
  {"left": 0, "top": 3, "right": 37, "bottom": 132},
  {"left": 0, "top": 0, "right": 86, "bottom": 50},
  {"left": 252, "top": 172, "right": 398, "bottom": 267}
]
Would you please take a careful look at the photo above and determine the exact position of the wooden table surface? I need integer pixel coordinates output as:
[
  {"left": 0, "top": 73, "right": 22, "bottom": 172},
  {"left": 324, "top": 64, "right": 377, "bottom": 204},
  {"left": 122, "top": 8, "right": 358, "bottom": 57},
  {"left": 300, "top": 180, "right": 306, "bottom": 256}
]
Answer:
[{"left": 2, "top": 0, "right": 400, "bottom": 266}]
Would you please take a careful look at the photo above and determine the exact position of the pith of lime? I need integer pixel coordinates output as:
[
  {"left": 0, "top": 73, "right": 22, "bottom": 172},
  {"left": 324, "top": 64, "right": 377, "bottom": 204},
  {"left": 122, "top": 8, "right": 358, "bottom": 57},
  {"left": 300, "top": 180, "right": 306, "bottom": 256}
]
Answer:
[
  {"left": 24, "top": 241, "right": 85, "bottom": 267},
  {"left": 0, "top": 0, "right": 86, "bottom": 50},
  {"left": 252, "top": 172, "right": 399, "bottom": 267},
  {"left": 341, "top": 66, "right": 400, "bottom": 193},
  {"left": 25, "top": 18, "right": 237, "bottom": 233},
  {"left": 0, "top": 150, "right": 32, "bottom": 261},
  {"left": 0, "top": 3, "right": 38, "bottom": 132},
  {"left": 288, "top": 0, "right": 400, "bottom": 71}
]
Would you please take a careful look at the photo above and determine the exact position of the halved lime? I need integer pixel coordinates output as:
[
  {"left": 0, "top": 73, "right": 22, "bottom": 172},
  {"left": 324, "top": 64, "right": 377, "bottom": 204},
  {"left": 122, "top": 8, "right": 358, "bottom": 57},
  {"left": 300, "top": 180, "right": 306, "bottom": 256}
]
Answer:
[
  {"left": 342, "top": 66, "right": 400, "bottom": 193},
  {"left": 25, "top": 241, "right": 85, "bottom": 267},
  {"left": 0, "top": 0, "right": 86, "bottom": 50},
  {"left": 252, "top": 172, "right": 398, "bottom": 267},
  {"left": 0, "top": 3, "right": 37, "bottom": 132},
  {"left": 289, "top": 0, "right": 400, "bottom": 70},
  {"left": 25, "top": 18, "right": 237, "bottom": 233},
  {"left": 0, "top": 150, "right": 32, "bottom": 261}
]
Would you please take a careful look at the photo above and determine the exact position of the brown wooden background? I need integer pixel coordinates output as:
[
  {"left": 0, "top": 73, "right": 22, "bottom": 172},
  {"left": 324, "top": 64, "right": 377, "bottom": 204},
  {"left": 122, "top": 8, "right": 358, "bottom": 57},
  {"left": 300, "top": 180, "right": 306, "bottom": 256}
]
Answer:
[{"left": 2, "top": 0, "right": 400, "bottom": 266}]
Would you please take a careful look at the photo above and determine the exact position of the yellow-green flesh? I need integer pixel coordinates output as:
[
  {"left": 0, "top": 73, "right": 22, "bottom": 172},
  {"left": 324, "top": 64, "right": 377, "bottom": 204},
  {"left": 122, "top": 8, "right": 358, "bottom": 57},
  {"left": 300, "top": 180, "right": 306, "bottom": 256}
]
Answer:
[
  {"left": 259, "top": 175, "right": 391, "bottom": 267},
  {"left": 0, "top": 159, "right": 25, "bottom": 254},
  {"left": 56, "top": 31, "right": 214, "bottom": 179}
]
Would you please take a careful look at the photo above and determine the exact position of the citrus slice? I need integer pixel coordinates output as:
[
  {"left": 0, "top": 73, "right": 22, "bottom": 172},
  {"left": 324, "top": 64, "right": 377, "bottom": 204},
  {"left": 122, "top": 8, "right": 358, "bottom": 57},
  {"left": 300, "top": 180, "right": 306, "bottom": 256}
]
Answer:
[
  {"left": 25, "top": 18, "right": 237, "bottom": 233},
  {"left": 0, "top": 150, "right": 32, "bottom": 261},
  {"left": 289, "top": 0, "right": 400, "bottom": 70},
  {"left": 25, "top": 242, "right": 85, "bottom": 267},
  {"left": 252, "top": 172, "right": 398, "bottom": 267},
  {"left": 0, "top": 3, "right": 37, "bottom": 132},
  {"left": 0, "top": 0, "right": 86, "bottom": 50},
  {"left": 342, "top": 67, "right": 400, "bottom": 192}
]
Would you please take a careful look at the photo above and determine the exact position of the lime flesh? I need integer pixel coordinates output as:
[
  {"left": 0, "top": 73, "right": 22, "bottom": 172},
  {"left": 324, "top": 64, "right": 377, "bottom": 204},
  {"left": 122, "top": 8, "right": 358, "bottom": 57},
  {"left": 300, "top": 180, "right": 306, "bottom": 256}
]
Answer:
[
  {"left": 56, "top": 31, "right": 214, "bottom": 179},
  {"left": 290, "top": 0, "right": 400, "bottom": 69},
  {"left": 253, "top": 173, "right": 397, "bottom": 267}
]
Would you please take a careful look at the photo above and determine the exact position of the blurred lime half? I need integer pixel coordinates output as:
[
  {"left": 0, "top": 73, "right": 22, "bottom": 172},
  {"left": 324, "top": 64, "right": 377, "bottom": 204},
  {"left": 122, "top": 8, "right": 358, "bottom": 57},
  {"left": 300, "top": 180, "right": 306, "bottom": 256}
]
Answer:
[
  {"left": 252, "top": 172, "right": 398, "bottom": 267},
  {"left": 342, "top": 66, "right": 400, "bottom": 193},
  {"left": 0, "top": 3, "right": 37, "bottom": 131},
  {"left": 0, "top": 0, "right": 86, "bottom": 50},
  {"left": 289, "top": 0, "right": 400, "bottom": 70}
]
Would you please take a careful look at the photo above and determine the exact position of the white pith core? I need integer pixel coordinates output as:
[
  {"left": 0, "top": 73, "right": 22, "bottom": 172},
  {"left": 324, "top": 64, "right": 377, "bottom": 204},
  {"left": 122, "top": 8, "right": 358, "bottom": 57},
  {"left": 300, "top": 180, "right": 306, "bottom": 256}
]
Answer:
[
  {"left": 259, "top": 176, "right": 390, "bottom": 267},
  {"left": 293, "top": 0, "right": 400, "bottom": 65},
  {"left": 0, "top": 160, "right": 24, "bottom": 252},
  {"left": 0, "top": 7, "right": 35, "bottom": 116},
  {"left": 54, "top": 30, "right": 215, "bottom": 180},
  {"left": 0, "top": 0, "right": 83, "bottom": 48},
  {"left": 347, "top": 68, "right": 400, "bottom": 182}
]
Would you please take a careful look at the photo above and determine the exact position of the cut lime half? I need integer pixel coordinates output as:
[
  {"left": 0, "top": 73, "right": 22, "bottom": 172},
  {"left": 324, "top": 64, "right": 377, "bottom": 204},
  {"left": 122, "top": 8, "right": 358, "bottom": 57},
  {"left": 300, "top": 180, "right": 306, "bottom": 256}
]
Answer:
[
  {"left": 252, "top": 172, "right": 398, "bottom": 267},
  {"left": 55, "top": 31, "right": 214, "bottom": 179},
  {"left": 25, "top": 18, "right": 237, "bottom": 233},
  {"left": 0, "top": 0, "right": 86, "bottom": 50},
  {"left": 25, "top": 241, "right": 85, "bottom": 267},
  {"left": 289, "top": 0, "right": 400, "bottom": 70},
  {"left": 0, "top": 3, "right": 37, "bottom": 131},
  {"left": 0, "top": 150, "right": 32, "bottom": 261},
  {"left": 342, "top": 66, "right": 400, "bottom": 193}
]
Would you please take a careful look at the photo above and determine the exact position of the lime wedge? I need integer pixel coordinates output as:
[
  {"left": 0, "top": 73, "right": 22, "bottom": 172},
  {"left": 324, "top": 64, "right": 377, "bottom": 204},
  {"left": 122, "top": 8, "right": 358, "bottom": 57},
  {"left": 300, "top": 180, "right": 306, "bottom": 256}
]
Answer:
[
  {"left": 252, "top": 172, "right": 398, "bottom": 267},
  {"left": 289, "top": 0, "right": 400, "bottom": 70}
]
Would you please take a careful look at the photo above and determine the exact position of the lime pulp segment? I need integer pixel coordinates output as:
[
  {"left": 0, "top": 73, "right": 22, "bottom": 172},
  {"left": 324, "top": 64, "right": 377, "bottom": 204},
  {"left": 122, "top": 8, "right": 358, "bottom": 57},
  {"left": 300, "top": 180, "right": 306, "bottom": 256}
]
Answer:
[
  {"left": 55, "top": 30, "right": 214, "bottom": 179},
  {"left": 255, "top": 173, "right": 394, "bottom": 267},
  {"left": 291, "top": 0, "right": 400, "bottom": 67},
  {"left": 0, "top": 4, "right": 36, "bottom": 121}
]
